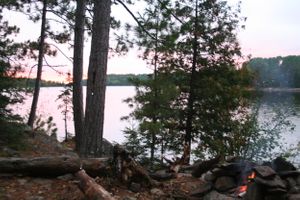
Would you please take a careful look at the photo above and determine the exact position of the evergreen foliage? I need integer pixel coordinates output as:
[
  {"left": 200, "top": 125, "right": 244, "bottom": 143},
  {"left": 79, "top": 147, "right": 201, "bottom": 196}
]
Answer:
[
  {"left": 123, "top": 0, "right": 251, "bottom": 163},
  {"left": 0, "top": 2, "right": 26, "bottom": 121},
  {"left": 56, "top": 73, "right": 72, "bottom": 141},
  {"left": 246, "top": 56, "right": 300, "bottom": 88}
]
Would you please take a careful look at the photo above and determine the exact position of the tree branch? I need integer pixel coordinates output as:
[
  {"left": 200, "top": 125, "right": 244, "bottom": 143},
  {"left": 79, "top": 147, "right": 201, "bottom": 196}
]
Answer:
[
  {"left": 115, "top": 0, "right": 158, "bottom": 42},
  {"left": 157, "top": 0, "right": 184, "bottom": 24},
  {"left": 48, "top": 43, "right": 73, "bottom": 63}
]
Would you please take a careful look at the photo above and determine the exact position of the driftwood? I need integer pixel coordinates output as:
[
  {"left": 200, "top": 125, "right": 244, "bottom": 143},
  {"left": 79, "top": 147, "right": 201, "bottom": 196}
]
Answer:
[
  {"left": 75, "top": 170, "right": 115, "bottom": 200},
  {"left": 113, "top": 144, "right": 159, "bottom": 187},
  {"left": 0, "top": 156, "right": 110, "bottom": 177}
]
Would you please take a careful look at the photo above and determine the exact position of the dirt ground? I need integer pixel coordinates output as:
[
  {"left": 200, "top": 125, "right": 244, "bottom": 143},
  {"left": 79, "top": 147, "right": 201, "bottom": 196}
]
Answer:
[{"left": 0, "top": 132, "right": 203, "bottom": 200}]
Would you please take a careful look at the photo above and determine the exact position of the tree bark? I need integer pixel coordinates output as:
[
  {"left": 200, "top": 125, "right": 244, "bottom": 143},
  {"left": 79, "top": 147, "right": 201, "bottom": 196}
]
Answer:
[
  {"left": 82, "top": 0, "right": 111, "bottom": 157},
  {"left": 27, "top": 0, "right": 47, "bottom": 127},
  {"left": 75, "top": 170, "right": 116, "bottom": 200},
  {"left": 0, "top": 156, "right": 110, "bottom": 177},
  {"left": 64, "top": 105, "right": 68, "bottom": 141},
  {"left": 184, "top": 0, "right": 199, "bottom": 164},
  {"left": 73, "top": 0, "right": 86, "bottom": 153}
]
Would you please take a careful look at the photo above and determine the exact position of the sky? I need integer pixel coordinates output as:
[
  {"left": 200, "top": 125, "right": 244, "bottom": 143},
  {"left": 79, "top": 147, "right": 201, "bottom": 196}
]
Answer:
[{"left": 4, "top": 0, "right": 300, "bottom": 82}]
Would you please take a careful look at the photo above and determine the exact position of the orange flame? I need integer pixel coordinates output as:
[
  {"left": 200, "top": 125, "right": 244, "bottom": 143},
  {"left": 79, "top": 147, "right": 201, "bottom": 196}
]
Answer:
[
  {"left": 236, "top": 171, "right": 256, "bottom": 195},
  {"left": 238, "top": 185, "right": 247, "bottom": 193},
  {"left": 248, "top": 172, "right": 255, "bottom": 179}
]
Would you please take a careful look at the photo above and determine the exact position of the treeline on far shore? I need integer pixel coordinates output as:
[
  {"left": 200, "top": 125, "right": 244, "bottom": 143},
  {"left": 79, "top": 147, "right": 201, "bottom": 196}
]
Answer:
[{"left": 14, "top": 74, "right": 150, "bottom": 87}]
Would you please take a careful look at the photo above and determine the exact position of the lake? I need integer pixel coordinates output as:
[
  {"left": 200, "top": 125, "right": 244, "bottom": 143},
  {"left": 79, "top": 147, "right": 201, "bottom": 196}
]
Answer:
[
  {"left": 13, "top": 86, "right": 135, "bottom": 143},
  {"left": 11, "top": 87, "right": 300, "bottom": 154}
]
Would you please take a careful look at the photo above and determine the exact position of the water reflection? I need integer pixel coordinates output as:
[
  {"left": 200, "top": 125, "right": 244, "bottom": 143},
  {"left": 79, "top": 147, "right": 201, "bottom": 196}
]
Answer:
[
  {"left": 252, "top": 91, "right": 300, "bottom": 162},
  {"left": 11, "top": 87, "right": 300, "bottom": 161},
  {"left": 12, "top": 86, "right": 135, "bottom": 143}
]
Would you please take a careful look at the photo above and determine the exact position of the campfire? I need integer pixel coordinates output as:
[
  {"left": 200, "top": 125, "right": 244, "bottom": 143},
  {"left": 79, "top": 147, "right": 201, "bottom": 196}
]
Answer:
[
  {"left": 236, "top": 171, "right": 256, "bottom": 197},
  {"left": 190, "top": 157, "right": 300, "bottom": 200}
]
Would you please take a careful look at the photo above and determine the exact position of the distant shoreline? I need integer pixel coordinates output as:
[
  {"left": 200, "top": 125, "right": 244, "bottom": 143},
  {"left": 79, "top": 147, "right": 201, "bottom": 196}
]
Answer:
[
  {"left": 248, "top": 88, "right": 300, "bottom": 93},
  {"left": 40, "top": 84, "right": 135, "bottom": 87}
]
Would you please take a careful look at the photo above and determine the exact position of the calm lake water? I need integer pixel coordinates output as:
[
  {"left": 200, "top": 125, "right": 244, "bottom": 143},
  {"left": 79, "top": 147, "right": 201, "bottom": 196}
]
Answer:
[
  {"left": 11, "top": 87, "right": 300, "bottom": 152},
  {"left": 13, "top": 86, "right": 135, "bottom": 143}
]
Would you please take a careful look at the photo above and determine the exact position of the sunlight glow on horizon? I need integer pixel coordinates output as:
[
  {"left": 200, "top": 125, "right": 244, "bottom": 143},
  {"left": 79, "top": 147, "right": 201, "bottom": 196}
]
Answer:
[{"left": 4, "top": 0, "right": 300, "bottom": 82}]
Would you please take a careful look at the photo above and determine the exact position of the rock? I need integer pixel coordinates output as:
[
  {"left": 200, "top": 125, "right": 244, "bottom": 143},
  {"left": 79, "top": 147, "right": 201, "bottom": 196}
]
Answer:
[
  {"left": 254, "top": 175, "right": 286, "bottom": 189},
  {"left": 286, "top": 177, "right": 297, "bottom": 189},
  {"left": 253, "top": 166, "right": 276, "bottom": 178},
  {"left": 150, "top": 188, "right": 165, "bottom": 196},
  {"left": 129, "top": 182, "right": 141, "bottom": 193},
  {"left": 214, "top": 176, "right": 236, "bottom": 192},
  {"left": 204, "top": 171, "right": 216, "bottom": 182},
  {"left": 211, "top": 167, "right": 237, "bottom": 177},
  {"left": 192, "top": 156, "right": 221, "bottom": 178},
  {"left": 264, "top": 194, "right": 287, "bottom": 200},
  {"left": 244, "top": 182, "right": 264, "bottom": 200},
  {"left": 288, "top": 194, "right": 300, "bottom": 200},
  {"left": 203, "top": 190, "right": 235, "bottom": 200},
  {"left": 150, "top": 170, "right": 175, "bottom": 181},
  {"left": 297, "top": 175, "right": 300, "bottom": 185},
  {"left": 278, "top": 171, "right": 300, "bottom": 178},
  {"left": 272, "top": 157, "right": 296, "bottom": 173},
  {"left": 289, "top": 186, "right": 300, "bottom": 194},
  {"left": 266, "top": 187, "right": 287, "bottom": 194},
  {"left": 190, "top": 181, "right": 212, "bottom": 197}
]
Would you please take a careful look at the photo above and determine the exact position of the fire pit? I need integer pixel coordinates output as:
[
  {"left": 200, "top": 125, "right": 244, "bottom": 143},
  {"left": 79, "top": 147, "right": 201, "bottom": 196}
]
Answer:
[{"left": 190, "top": 157, "right": 300, "bottom": 200}]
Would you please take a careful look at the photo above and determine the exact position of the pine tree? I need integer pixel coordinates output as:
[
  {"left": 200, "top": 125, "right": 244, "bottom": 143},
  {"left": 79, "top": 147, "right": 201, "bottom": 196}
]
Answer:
[
  {"left": 124, "top": 0, "right": 248, "bottom": 162},
  {"left": 122, "top": 0, "right": 180, "bottom": 165},
  {"left": 56, "top": 73, "right": 73, "bottom": 142},
  {"left": 81, "top": 0, "right": 111, "bottom": 157}
]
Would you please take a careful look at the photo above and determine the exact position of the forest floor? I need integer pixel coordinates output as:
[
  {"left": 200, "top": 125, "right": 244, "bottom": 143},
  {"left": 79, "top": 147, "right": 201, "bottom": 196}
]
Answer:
[{"left": 0, "top": 127, "right": 203, "bottom": 200}]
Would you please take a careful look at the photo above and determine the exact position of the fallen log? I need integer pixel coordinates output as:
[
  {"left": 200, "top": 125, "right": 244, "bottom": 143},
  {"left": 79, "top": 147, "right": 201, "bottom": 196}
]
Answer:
[
  {"left": 75, "top": 170, "right": 115, "bottom": 200},
  {"left": 0, "top": 156, "right": 110, "bottom": 177}
]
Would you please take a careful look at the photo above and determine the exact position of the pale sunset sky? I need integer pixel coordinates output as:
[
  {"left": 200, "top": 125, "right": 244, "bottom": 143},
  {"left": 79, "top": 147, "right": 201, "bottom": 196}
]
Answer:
[{"left": 4, "top": 0, "right": 300, "bottom": 82}]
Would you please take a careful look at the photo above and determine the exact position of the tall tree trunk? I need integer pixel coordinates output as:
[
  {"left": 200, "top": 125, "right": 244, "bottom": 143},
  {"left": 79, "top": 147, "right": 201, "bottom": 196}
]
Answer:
[
  {"left": 27, "top": 0, "right": 47, "bottom": 127},
  {"left": 150, "top": 9, "right": 160, "bottom": 165},
  {"left": 81, "top": 0, "right": 111, "bottom": 157},
  {"left": 184, "top": 0, "right": 198, "bottom": 164},
  {"left": 64, "top": 105, "right": 68, "bottom": 141},
  {"left": 73, "top": 0, "right": 86, "bottom": 153}
]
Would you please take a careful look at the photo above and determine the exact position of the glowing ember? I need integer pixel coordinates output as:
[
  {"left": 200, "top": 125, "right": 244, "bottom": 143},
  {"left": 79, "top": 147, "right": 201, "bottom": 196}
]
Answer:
[
  {"left": 236, "top": 171, "right": 256, "bottom": 195},
  {"left": 248, "top": 172, "right": 255, "bottom": 180},
  {"left": 238, "top": 185, "right": 247, "bottom": 193}
]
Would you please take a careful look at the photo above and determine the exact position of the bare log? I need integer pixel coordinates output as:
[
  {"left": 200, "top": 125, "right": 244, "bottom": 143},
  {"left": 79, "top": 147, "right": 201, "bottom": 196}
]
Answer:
[
  {"left": 75, "top": 170, "right": 115, "bottom": 200},
  {"left": 0, "top": 156, "right": 110, "bottom": 177}
]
